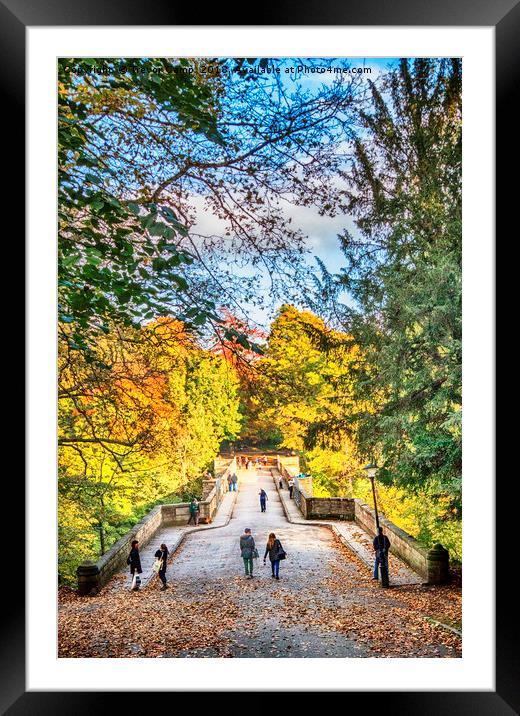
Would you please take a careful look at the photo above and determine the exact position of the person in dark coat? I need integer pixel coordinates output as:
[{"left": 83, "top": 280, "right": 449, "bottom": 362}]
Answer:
[
  {"left": 127, "top": 539, "right": 142, "bottom": 590},
  {"left": 240, "top": 528, "right": 256, "bottom": 578},
  {"left": 372, "top": 527, "right": 391, "bottom": 580},
  {"left": 263, "top": 532, "right": 286, "bottom": 580},
  {"left": 188, "top": 498, "right": 200, "bottom": 525},
  {"left": 154, "top": 542, "right": 169, "bottom": 591},
  {"left": 259, "top": 489, "right": 268, "bottom": 512}
]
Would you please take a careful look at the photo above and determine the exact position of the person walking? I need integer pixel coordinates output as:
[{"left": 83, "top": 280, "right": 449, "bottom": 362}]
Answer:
[
  {"left": 227, "top": 473, "right": 233, "bottom": 492},
  {"left": 240, "top": 528, "right": 257, "bottom": 578},
  {"left": 154, "top": 543, "right": 169, "bottom": 591},
  {"left": 259, "top": 488, "right": 268, "bottom": 512},
  {"left": 127, "top": 539, "right": 142, "bottom": 591},
  {"left": 231, "top": 472, "right": 238, "bottom": 491},
  {"left": 188, "top": 498, "right": 200, "bottom": 525},
  {"left": 288, "top": 477, "right": 294, "bottom": 499},
  {"left": 372, "top": 526, "right": 391, "bottom": 580},
  {"left": 263, "top": 532, "right": 286, "bottom": 580}
]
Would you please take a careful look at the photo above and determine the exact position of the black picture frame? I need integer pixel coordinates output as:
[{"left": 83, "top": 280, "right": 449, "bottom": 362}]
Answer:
[{"left": 7, "top": 0, "right": 509, "bottom": 711}]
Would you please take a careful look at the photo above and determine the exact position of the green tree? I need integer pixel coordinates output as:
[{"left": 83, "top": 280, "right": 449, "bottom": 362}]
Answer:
[{"left": 328, "top": 59, "right": 461, "bottom": 506}]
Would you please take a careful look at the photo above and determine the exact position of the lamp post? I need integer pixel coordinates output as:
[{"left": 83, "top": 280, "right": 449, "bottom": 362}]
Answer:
[
  {"left": 363, "top": 462, "right": 380, "bottom": 529},
  {"left": 363, "top": 462, "right": 389, "bottom": 588}
]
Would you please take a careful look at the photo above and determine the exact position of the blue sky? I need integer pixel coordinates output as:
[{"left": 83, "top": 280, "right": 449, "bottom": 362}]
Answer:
[{"left": 193, "top": 58, "right": 402, "bottom": 330}]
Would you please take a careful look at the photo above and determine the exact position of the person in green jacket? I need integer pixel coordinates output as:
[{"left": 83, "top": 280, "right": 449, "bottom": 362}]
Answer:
[
  {"left": 240, "top": 528, "right": 256, "bottom": 578},
  {"left": 188, "top": 498, "right": 200, "bottom": 525}
]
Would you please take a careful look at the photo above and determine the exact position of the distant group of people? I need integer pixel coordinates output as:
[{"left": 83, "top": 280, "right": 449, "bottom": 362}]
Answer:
[
  {"left": 236, "top": 455, "right": 268, "bottom": 470},
  {"left": 239, "top": 528, "right": 286, "bottom": 579}
]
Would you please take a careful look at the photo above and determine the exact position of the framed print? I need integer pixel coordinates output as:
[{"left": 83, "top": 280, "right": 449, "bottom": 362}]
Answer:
[{"left": 6, "top": 0, "right": 511, "bottom": 711}]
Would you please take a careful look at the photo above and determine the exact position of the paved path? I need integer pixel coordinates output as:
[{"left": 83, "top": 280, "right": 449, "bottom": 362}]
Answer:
[
  {"left": 120, "top": 488, "right": 238, "bottom": 589},
  {"left": 272, "top": 469, "right": 423, "bottom": 586},
  {"left": 59, "top": 466, "right": 461, "bottom": 658},
  {"left": 164, "top": 466, "right": 373, "bottom": 657}
]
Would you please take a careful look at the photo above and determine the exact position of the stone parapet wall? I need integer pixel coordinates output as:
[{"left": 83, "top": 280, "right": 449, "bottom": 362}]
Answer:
[
  {"left": 292, "top": 478, "right": 307, "bottom": 515},
  {"left": 276, "top": 456, "right": 299, "bottom": 480},
  {"left": 78, "top": 456, "right": 236, "bottom": 593},
  {"left": 285, "top": 467, "right": 446, "bottom": 583},
  {"left": 96, "top": 505, "right": 163, "bottom": 587},
  {"left": 277, "top": 455, "right": 300, "bottom": 472},
  {"left": 304, "top": 496, "right": 355, "bottom": 520},
  {"left": 354, "top": 500, "right": 429, "bottom": 579}
]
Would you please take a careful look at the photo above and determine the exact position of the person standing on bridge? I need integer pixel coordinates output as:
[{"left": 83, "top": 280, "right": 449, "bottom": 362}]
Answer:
[
  {"left": 188, "top": 498, "right": 200, "bottom": 525},
  {"left": 227, "top": 473, "right": 233, "bottom": 491},
  {"left": 259, "top": 488, "right": 268, "bottom": 512},
  {"left": 263, "top": 532, "right": 286, "bottom": 580},
  {"left": 240, "top": 528, "right": 257, "bottom": 578},
  {"left": 373, "top": 527, "right": 391, "bottom": 580},
  {"left": 231, "top": 472, "right": 238, "bottom": 491},
  {"left": 154, "top": 543, "right": 169, "bottom": 591},
  {"left": 288, "top": 477, "right": 294, "bottom": 499},
  {"left": 127, "top": 539, "right": 142, "bottom": 591}
]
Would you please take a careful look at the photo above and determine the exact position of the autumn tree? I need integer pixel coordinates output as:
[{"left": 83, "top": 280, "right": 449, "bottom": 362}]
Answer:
[
  {"left": 58, "top": 318, "right": 242, "bottom": 583},
  {"left": 252, "top": 304, "right": 365, "bottom": 490},
  {"left": 58, "top": 57, "right": 363, "bottom": 354}
]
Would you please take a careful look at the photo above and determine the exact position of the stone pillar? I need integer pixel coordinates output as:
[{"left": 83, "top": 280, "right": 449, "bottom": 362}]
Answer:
[
  {"left": 427, "top": 543, "right": 450, "bottom": 584},
  {"left": 77, "top": 561, "right": 100, "bottom": 596},
  {"left": 202, "top": 479, "right": 216, "bottom": 499},
  {"left": 298, "top": 475, "right": 313, "bottom": 496}
]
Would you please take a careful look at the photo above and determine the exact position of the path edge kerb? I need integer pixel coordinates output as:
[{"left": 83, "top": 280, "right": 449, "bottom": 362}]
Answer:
[
  {"left": 270, "top": 468, "right": 424, "bottom": 587},
  {"left": 142, "top": 488, "right": 240, "bottom": 588},
  {"left": 271, "top": 468, "right": 362, "bottom": 547}
]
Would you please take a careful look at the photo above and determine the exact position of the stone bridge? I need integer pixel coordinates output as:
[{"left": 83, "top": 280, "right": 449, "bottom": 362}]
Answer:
[
  {"left": 63, "top": 455, "right": 459, "bottom": 659},
  {"left": 78, "top": 453, "right": 448, "bottom": 595}
]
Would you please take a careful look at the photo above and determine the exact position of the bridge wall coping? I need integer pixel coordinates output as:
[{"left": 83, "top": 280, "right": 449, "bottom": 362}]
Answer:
[
  {"left": 77, "top": 456, "right": 236, "bottom": 593},
  {"left": 279, "top": 464, "right": 447, "bottom": 584},
  {"left": 353, "top": 499, "right": 430, "bottom": 578}
]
